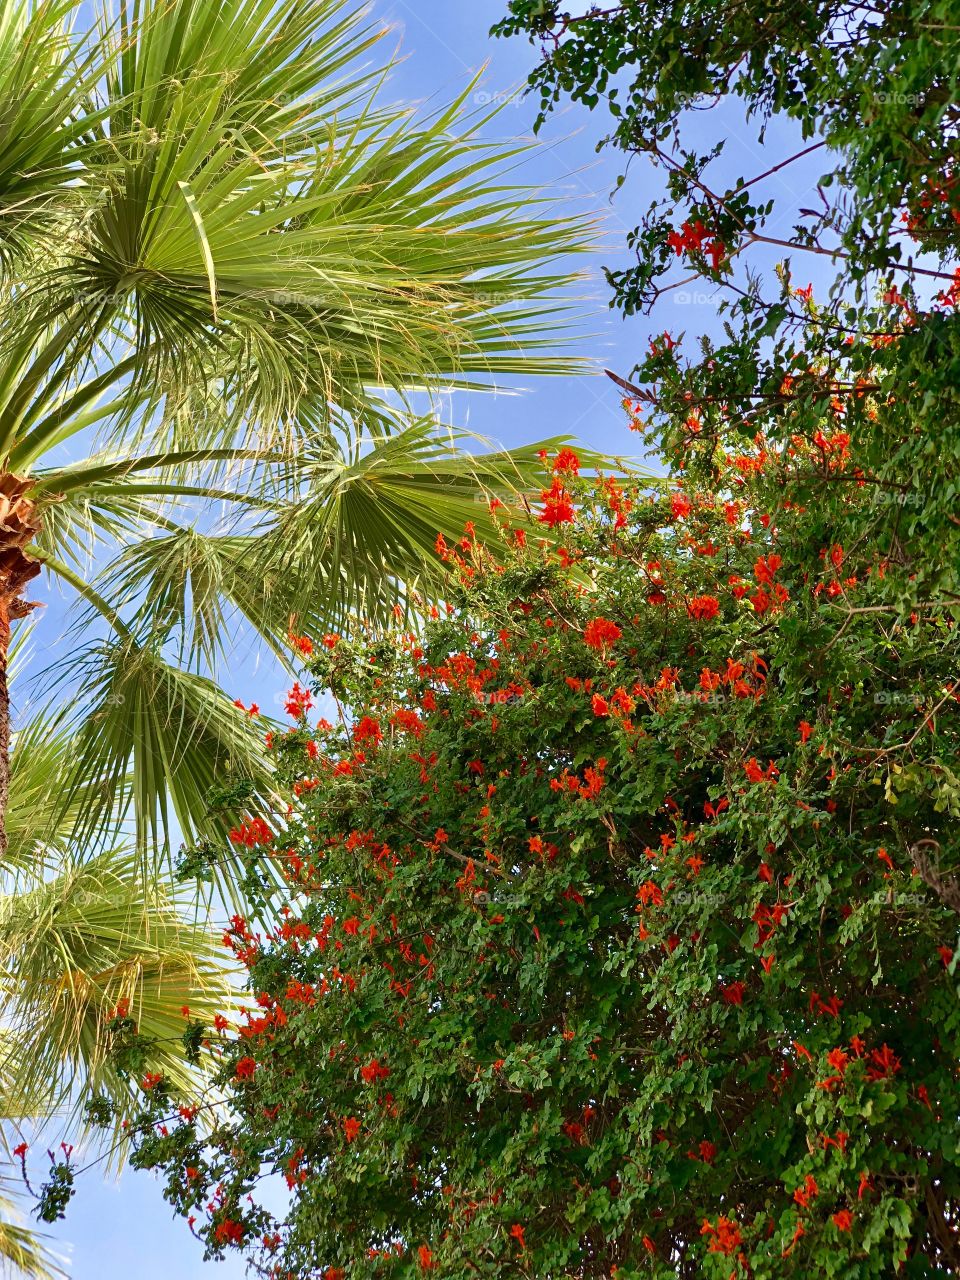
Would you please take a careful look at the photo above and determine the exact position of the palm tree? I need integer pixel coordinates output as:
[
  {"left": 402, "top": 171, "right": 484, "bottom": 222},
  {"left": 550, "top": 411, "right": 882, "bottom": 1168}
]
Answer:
[{"left": 0, "top": 0, "right": 591, "bottom": 869}]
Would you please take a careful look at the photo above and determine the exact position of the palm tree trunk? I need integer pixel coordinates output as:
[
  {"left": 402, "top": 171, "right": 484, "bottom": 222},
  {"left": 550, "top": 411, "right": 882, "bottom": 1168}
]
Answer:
[{"left": 0, "top": 475, "right": 41, "bottom": 858}]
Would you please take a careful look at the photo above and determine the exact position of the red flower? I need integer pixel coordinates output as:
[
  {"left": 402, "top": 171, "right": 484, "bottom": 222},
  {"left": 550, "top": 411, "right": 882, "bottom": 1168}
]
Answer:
[
  {"left": 343, "top": 1116, "right": 361, "bottom": 1142},
  {"left": 636, "top": 880, "right": 664, "bottom": 907},
  {"left": 687, "top": 595, "right": 720, "bottom": 621},
  {"left": 721, "top": 981, "right": 746, "bottom": 1006},
  {"left": 214, "top": 1219, "right": 244, "bottom": 1246},
  {"left": 754, "top": 553, "right": 783, "bottom": 584},
  {"left": 670, "top": 492, "right": 692, "bottom": 520},
  {"left": 583, "top": 617, "right": 622, "bottom": 650},
  {"left": 235, "top": 1056, "right": 257, "bottom": 1081},
  {"left": 230, "top": 816, "right": 272, "bottom": 848},
  {"left": 793, "top": 1173, "right": 819, "bottom": 1208},
  {"left": 538, "top": 477, "right": 575, "bottom": 527},
  {"left": 826, "top": 1047, "right": 849, "bottom": 1074},
  {"left": 552, "top": 448, "right": 581, "bottom": 475},
  {"left": 353, "top": 716, "right": 383, "bottom": 745},
  {"left": 707, "top": 237, "right": 726, "bottom": 270},
  {"left": 744, "top": 757, "right": 778, "bottom": 784},
  {"left": 284, "top": 682, "right": 313, "bottom": 719},
  {"left": 744, "top": 756, "right": 765, "bottom": 783},
  {"left": 417, "top": 1245, "right": 434, "bottom": 1271},
  {"left": 833, "top": 1210, "right": 854, "bottom": 1231},
  {"left": 591, "top": 693, "right": 610, "bottom": 717},
  {"left": 361, "top": 1058, "right": 391, "bottom": 1084},
  {"left": 510, "top": 1224, "right": 526, "bottom": 1250},
  {"left": 798, "top": 720, "right": 813, "bottom": 743},
  {"left": 700, "top": 1216, "right": 742, "bottom": 1256},
  {"left": 866, "top": 1044, "right": 901, "bottom": 1081},
  {"left": 391, "top": 708, "right": 424, "bottom": 737}
]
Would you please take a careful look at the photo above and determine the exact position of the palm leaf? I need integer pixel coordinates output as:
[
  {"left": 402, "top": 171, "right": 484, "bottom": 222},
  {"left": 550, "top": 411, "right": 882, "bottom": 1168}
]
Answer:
[
  {"left": 88, "top": 421, "right": 589, "bottom": 661},
  {"left": 0, "top": 0, "right": 599, "bottom": 875},
  {"left": 264, "top": 421, "right": 590, "bottom": 627},
  {"left": 51, "top": 637, "right": 278, "bottom": 869},
  {"left": 0, "top": 1195, "right": 64, "bottom": 1279},
  {"left": 0, "top": 846, "right": 232, "bottom": 1122},
  {"left": 4, "top": 710, "right": 122, "bottom": 879},
  {"left": 0, "top": 1, "right": 109, "bottom": 265},
  {"left": 12, "top": 0, "right": 591, "bottom": 461}
]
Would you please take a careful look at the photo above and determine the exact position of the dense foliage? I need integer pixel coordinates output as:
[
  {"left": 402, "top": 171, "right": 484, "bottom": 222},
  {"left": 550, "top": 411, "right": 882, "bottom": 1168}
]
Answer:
[
  {"left": 104, "top": 365, "right": 960, "bottom": 1275},
  {"left": 494, "top": 0, "right": 960, "bottom": 321},
  {"left": 491, "top": 0, "right": 960, "bottom": 644}
]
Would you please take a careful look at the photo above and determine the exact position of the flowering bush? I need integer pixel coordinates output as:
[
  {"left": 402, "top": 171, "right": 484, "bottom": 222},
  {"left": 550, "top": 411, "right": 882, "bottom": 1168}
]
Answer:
[{"left": 114, "top": 387, "right": 960, "bottom": 1279}]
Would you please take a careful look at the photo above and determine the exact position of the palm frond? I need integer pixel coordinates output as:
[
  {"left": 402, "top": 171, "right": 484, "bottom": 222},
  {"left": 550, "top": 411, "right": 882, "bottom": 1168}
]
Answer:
[
  {"left": 0, "top": 0, "right": 599, "bottom": 883},
  {"left": 86, "top": 421, "right": 588, "bottom": 655},
  {"left": 50, "top": 637, "right": 278, "bottom": 873},
  {"left": 0, "top": 1193, "right": 64, "bottom": 1280},
  {"left": 0, "top": 1, "right": 108, "bottom": 266},
  {"left": 4, "top": 711, "right": 121, "bottom": 880},
  {"left": 0, "top": 846, "right": 232, "bottom": 1122},
  {"left": 98, "top": 527, "right": 302, "bottom": 671},
  {"left": 99, "top": 0, "right": 387, "bottom": 156},
  {"left": 11, "top": 1, "right": 591, "bottom": 458},
  {"left": 262, "top": 420, "right": 589, "bottom": 628}
]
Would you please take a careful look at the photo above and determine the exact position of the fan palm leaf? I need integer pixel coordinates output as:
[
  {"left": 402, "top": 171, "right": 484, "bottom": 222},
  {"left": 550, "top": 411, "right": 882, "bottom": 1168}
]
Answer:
[
  {"left": 4, "top": 710, "right": 120, "bottom": 879},
  {"left": 0, "top": 1198, "right": 64, "bottom": 1279},
  {"left": 0, "top": 846, "right": 232, "bottom": 1121}
]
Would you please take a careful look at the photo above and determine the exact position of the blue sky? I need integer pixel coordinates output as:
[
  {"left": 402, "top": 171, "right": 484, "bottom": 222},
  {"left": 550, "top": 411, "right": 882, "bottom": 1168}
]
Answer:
[{"left": 34, "top": 2, "right": 837, "bottom": 1274}]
